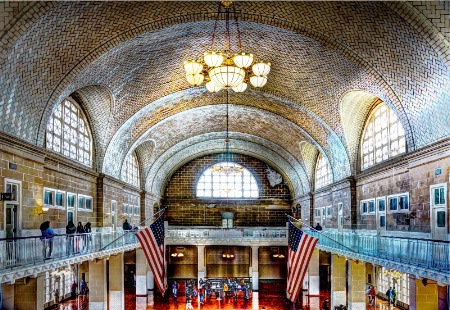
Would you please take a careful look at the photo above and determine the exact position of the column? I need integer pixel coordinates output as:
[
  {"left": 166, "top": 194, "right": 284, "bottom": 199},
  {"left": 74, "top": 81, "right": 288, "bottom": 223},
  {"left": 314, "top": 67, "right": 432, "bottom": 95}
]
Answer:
[
  {"left": 14, "top": 275, "right": 44, "bottom": 310},
  {"left": 250, "top": 246, "right": 259, "bottom": 291},
  {"left": 2, "top": 282, "right": 14, "bottom": 310},
  {"left": 409, "top": 275, "right": 417, "bottom": 310},
  {"left": 348, "top": 260, "right": 366, "bottom": 310},
  {"left": 331, "top": 254, "right": 346, "bottom": 308},
  {"left": 415, "top": 279, "right": 438, "bottom": 310},
  {"left": 308, "top": 249, "right": 320, "bottom": 296},
  {"left": 109, "top": 253, "right": 125, "bottom": 310},
  {"left": 197, "top": 245, "right": 206, "bottom": 282},
  {"left": 89, "top": 258, "right": 107, "bottom": 310},
  {"left": 147, "top": 268, "right": 154, "bottom": 291},
  {"left": 136, "top": 249, "right": 147, "bottom": 295}
]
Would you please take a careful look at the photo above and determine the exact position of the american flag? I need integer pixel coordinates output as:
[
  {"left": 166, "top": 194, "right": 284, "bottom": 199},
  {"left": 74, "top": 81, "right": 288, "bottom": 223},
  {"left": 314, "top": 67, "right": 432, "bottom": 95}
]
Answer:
[
  {"left": 286, "top": 220, "right": 318, "bottom": 303},
  {"left": 135, "top": 213, "right": 167, "bottom": 296}
]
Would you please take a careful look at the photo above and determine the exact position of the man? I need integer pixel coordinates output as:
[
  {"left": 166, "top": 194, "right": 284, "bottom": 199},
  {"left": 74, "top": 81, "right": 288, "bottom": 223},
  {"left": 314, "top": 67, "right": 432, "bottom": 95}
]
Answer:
[
  {"left": 370, "top": 286, "right": 376, "bottom": 305},
  {"left": 40, "top": 221, "right": 56, "bottom": 259},
  {"left": 315, "top": 223, "right": 323, "bottom": 231},
  {"left": 70, "top": 281, "right": 77, "bottom": 298},
  {"left": 386, "top": 287, "right": 393, "bottom": 307}
]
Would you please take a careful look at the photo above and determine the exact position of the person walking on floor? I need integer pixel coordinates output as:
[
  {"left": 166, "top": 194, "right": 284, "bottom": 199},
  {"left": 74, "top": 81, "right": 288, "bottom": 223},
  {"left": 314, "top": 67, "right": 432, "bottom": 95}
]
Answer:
[
  {"left": 386, "top": 287, "right": 393, "bottom": 307},
  {"left": 370, "top": 286, "right": 376, "bottom": 306}
]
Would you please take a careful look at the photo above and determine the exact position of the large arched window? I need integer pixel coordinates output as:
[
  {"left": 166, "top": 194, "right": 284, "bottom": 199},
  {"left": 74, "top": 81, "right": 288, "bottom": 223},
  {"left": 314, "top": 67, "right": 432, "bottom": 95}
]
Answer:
[
  {"left": 121, "top": 152, "right": 140, "bottom": 187},
  {"left": 361, "top": 102, "right": 406, "bottom": 169},
  {"left": 315, "top": 153, "right": 332, "bottom": 190},
  {"left": 197, "top": 162, "right": 259, "bottom": 198},
  {"left": 46, "top": 99, "right": 92, "bottom": 166}
]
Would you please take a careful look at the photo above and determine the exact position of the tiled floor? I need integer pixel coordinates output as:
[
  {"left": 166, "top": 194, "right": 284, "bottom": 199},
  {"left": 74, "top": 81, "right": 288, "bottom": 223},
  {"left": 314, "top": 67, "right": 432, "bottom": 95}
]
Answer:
[{"left": 50, "top": 283, "right": 401, "bottom": 310}]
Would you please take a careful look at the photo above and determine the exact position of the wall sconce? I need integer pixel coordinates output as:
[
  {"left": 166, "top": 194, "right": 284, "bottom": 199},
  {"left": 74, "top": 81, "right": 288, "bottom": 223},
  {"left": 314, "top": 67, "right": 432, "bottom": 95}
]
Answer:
[
  {"left": 222, "top": 247, "right": 234, "bottom": 259},
  {"left": 171, "top": 247, "right": 185, "bottom": 258},
  {"left": 42, "top": 206, "right": 49, "bottom": 212}
]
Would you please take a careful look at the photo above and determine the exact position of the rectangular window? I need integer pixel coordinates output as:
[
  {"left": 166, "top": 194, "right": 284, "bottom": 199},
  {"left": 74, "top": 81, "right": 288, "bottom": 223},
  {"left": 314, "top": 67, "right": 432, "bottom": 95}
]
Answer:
[
  {"left": 55, "top": 192, "right": 64, "bottom": 208},
  {"left": 399, "top": 195, "right": 409, "bottom": 211},
  {"left": 378, "top": 198, "right": 386, "bottom": 212},
  {"left": 368, "top": 200, "right": 375, "bottom": 213},
  {"left": 78, "top": 196, "right": 85, "bottom": 209},
  {"left": 389, "top": 197, "right": 398, "bottom": 211},
  {"left": 434, "top": 187, "right": 445, "bottom": 205},
  {"left": 44, "top": 190, "right": 54, "bottom": 206},
  {"left": 111, "top": 200, "right": 116, "bottom": 213},
  {"left": 380, "top": 215, "right": 386, "bottom": 227},
  {"left": 67, "top": 194, "right": 76, "bottom": 208},
  {"left": 361, "top": 201, "right": 368, "bottom": 214},
  {"left": 326, "top": 206, "right": 331, "bottom": 217},
  {"left": 123, "top": 204, "right": 128, "bottom": 215},
  {"left": 134, "top": 206, "right": 139, "bottom": 216},
  {"left": 314, "top": 209, "right": 321, "bottom": 217},
  {"left": 85, "top": 197, "right": 92, "bottom": 211},
  {"left": 437, "top": 211, "right": 446, "bottom": 227}
]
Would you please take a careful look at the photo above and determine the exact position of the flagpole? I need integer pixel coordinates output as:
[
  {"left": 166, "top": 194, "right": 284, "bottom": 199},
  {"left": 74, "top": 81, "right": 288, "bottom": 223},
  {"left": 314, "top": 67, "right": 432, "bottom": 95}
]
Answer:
[
  {"left": 286, "top": 214, "right": 357, "bottom": 254},
  {"left": 100, "top": 208, "right": 167, "bottom": 251}
]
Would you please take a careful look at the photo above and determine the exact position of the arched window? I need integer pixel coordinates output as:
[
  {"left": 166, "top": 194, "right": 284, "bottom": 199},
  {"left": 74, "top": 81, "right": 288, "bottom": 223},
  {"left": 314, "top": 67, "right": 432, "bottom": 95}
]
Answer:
[
  {"left": 121, "top": 152, "right": 140, "bottom": 187},
  {"left": 46, "top": 99, "right": 92, "bottom": 166},
  {"left": 197, "top": 162, "right": 259, "bottom": 198},
  {"left": 361, "top": 102, "right": 406, "bottom": 169},
  {"left": 315, "top": 153, "right": 332, "bottom": 189}
]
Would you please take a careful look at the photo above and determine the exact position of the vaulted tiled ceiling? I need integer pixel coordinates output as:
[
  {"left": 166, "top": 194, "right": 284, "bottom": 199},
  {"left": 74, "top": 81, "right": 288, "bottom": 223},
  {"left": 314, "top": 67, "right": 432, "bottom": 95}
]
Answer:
[{"left": 1, "top": 1, "right": 449, "bottom": 198}]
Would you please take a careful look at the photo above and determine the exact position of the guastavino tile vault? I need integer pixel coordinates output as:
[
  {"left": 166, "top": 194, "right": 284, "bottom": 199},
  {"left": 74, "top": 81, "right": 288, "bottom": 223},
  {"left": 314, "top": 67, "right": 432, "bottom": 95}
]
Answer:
[{"left": 0, "top": 1, "right": 450, "bottom": 309}]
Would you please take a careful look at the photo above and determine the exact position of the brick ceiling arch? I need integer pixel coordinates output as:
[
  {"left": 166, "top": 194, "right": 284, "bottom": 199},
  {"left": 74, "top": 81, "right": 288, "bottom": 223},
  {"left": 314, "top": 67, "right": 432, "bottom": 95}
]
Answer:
[
  {"left": 146, "top": 137, "right": 305, "bottom": 199},
  {"left": 1, "top": 1, "right": 450, "bottom": 188}
]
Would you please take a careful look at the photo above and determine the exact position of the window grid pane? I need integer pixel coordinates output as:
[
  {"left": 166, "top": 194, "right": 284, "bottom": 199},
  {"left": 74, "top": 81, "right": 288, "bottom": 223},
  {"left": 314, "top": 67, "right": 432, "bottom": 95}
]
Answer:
[
  {"left": 196, "top": 162, "right": 259, "bottom": 198},
  {"left": 362, "top": 103, "right": 406, "bottom": 169},
  {"left": 121, "top": 152, "right": 140, "bottom": 187},
  {"left": 315, "top": 153, "right": 332, "bottom": 189},
  {"left": 45, "top": 99, "right": 92, "bottom": 166}
]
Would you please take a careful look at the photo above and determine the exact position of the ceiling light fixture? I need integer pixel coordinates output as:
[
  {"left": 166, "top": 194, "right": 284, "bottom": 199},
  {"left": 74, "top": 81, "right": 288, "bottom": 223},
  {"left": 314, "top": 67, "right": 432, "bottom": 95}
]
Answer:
[{"left": 184, "top": 1, "right": 270, "bottom": 92}]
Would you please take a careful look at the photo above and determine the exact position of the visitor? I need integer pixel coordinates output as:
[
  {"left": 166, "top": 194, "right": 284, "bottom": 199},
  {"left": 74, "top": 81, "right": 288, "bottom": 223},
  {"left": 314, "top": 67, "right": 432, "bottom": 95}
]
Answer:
[
  {"left": 66, "top": 220, "right": 76, "bottom": 255},
  {"left": 53, "top": 289, "right": 59, "bottom": 309},
  {"left": 315, "top": 223, "right": 323, "bottom": 231},
  {"left": 386, "top": 287, "right": 393, "bottom": 307},
  {"left": 40, "top": 221, "right": 56, "bottom": 259},
  {"left": 172, "top": 280, "right": 178, "bottom": 298},
  {"left": 76, "top": 222, "right": 85, "bottom": 252},
  {"left": 84, "top": 222, "right": 92, "bottom": 252},
  {"left": 392, "top": 287, "right": 397, "bottom": 306},
  {"left": 370, "top": 286, "right": 376, "bottom": 305},
  {"left": 71, "top": 280, "right": 77, "bottom": 298},
  {"left": 123, "top": 219, "right": 132, "bottom": 231}
]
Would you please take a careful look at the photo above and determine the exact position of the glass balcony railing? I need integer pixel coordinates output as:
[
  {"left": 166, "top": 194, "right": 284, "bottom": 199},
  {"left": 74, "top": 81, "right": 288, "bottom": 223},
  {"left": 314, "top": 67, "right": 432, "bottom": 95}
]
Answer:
[
  {"left": 0, "top": 231, "right": 139, "bottom": 271},
  {"left": 306, "top": 230, "right": 450, "bottom": 274}
]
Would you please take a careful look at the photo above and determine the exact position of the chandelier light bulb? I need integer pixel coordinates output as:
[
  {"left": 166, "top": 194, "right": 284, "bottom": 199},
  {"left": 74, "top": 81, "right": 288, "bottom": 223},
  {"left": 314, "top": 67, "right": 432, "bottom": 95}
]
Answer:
[
  {"left": 206, "top": 81, "right": 223, "bottom": 93},
  {"left": 209, "top": 66, "right": 245, "bottom": 88},
  {"left": 232, "top": 82, "right": 247, "bottom": 93},
  {"left": 184, "top": 60, "right": 203, "bottom": 75},
  {"left": 250, "top": 75, "right": 268, "bottom": 88},
  {"left": 186, "top": 73, "right": 205, "bottom": 86},
  {"left": 233, "top": 53, "right": 254, "bottom": 68},
  {"left": 204, "top": 51, "right": 225, "bottom": 67},
  {"left": 252, "top": 62, "right": 271, "bottom": 76}
]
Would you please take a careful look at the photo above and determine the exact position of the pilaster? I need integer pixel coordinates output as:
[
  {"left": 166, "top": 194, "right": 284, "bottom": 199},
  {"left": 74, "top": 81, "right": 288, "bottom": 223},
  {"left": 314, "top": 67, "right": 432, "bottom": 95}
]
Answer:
[
  {"left": 89, "top": 258, "right": 107, "bottom": 310},
  {"left": 331, "top": 254, "right": 346, "bottom": 308},
  {"left": 109, "top": 253, "right": 125, "bottom": 310},
  {"left": 348, "top": 260, "right": 366, "bottom": 310}
]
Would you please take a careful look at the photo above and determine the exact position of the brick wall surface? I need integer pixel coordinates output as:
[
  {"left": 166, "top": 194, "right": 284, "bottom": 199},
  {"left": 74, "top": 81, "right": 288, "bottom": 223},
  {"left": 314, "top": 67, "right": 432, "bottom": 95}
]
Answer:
[{"left": 163, "top": 154, "right": 291, "bottom": 227}]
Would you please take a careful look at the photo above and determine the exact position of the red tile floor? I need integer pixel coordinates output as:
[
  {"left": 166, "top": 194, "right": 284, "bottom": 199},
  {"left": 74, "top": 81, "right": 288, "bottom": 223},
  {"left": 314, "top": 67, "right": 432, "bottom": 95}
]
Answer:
[{"left": 49, "top": 282, "right": 400, "bottom": 310}]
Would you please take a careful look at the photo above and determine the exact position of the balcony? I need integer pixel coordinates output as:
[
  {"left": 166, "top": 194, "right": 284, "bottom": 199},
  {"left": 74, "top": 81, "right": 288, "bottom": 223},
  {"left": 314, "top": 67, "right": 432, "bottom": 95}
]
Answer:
[
  {"left": 306, "top": 230, "right": 450, "bottom": 285},
  {"left": 0, "top": 232, "right": 140, "bottom": 283}
]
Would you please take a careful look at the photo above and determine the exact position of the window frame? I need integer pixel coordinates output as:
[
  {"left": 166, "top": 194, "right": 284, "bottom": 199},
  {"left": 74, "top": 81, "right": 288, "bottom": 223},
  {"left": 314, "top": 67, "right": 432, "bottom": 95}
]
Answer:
[
  {"left": 326, "top": 205, "right": 332, "bottom": 218},
  {"left": 77, "top": 194, "right": 93, "bottom": 213},
  {"left": 387, "top": 192, "right": 410, "bottom": 213},
  {"left": 43, "top": 187, "right": 65, "bottom": 210},
  {"left": 196, "top": 162, "right": 259, "bottom": 199},
  {"left": 360, "top": 198, "right": 375, "bottom": 215}
]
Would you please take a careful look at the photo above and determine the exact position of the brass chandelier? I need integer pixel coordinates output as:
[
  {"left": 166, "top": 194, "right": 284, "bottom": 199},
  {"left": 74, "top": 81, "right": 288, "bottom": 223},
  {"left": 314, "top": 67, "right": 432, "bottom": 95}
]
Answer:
[{"left": 184, "top": 1, "right": 271, "bottom": 93}]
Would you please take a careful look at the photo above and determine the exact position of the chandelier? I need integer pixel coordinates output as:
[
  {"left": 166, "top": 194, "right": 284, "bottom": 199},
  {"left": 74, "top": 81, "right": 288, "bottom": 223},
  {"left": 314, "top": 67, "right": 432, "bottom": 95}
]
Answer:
[
  {"left": 211, "top": 90, "right": 244, "bottom": 175},
  {"left": 184, "top": 1, "right": 271, "bottom": 92}
]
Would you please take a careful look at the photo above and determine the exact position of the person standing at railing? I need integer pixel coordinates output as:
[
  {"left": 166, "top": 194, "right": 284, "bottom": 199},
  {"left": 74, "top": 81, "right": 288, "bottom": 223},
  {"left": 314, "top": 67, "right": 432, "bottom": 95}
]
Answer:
[
  {"left": 386, "top": 287, "right": 393, "bottom": 307},
  {"left": 66, "top": 221, "right": 76, "bottom": 255},
  {"left": 314, "top": 223, "right": 323, "bottom": 231},
  {"left": 76, "top": 222, "right": 86, "bottom": 253},
  {"left": 40, "top": 221, "right": 56, "bottom": 259},
  {"left": 84, "top": 222, "right": 92, "bottom": 252}
]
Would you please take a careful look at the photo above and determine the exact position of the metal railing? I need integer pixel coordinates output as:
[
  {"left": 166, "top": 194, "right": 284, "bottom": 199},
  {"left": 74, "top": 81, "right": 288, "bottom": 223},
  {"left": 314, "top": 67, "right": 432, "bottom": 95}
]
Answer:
[
  {"left": 0, "top": 231, "right": 139, "bottom": 270},
  {"left": 307, "top": 230, "right": 450, "bottom": 273},
  {"left": 166, "top": 228, "right": 288, "bottom": 239}
]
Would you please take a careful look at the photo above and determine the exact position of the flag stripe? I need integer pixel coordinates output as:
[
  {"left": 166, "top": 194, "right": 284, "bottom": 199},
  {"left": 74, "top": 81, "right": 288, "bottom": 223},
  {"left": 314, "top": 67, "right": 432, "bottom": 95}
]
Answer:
[
  {"left": 286, "top": 221, "right": 318, "bottom": 303},
  {"left": 135, "top": 213, "right": 167, "bottom": 296}
]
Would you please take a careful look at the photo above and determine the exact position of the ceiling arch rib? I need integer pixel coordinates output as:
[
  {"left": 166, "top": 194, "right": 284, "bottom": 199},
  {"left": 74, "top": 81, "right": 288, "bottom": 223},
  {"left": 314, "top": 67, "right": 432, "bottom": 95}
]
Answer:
[
  {"left": 146, "top": 138, "right": 305, "bottom": 199},
  {"left": 102, "top": 93, "right": 351, "bottom": 183}
]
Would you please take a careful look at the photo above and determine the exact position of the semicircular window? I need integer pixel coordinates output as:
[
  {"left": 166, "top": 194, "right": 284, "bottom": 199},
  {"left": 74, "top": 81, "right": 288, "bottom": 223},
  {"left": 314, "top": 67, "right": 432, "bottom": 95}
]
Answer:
[
  {"left": 196, "top": 162, "right": 259, "bottom": 198},
  {"left": 361, "top": 102, "right": 406, "bottom": 170},
  {"left": 45, "top": 99, "right": 92, "bottom": 166}
]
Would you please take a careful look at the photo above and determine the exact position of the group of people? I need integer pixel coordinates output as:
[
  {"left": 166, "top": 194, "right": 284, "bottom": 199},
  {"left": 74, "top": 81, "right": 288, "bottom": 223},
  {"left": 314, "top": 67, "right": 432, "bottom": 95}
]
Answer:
[
  {"left": 66, "top": 221, "right": 92, "bottom": 254},
  {"left": 386, "top": 287, "right": 397, "bottom": 307}
]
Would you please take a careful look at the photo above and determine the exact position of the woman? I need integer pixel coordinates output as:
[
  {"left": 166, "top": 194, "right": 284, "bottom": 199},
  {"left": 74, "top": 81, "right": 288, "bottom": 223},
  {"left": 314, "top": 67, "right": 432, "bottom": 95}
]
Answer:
[
  {"left": 66, "top": 220, "right": 76, "bottom": 255},
  {"left": 84, "top": 222, "right": 92, "bottom": 252},
  {"left": 76, "top": 222, "right": 85, "bottom": 252},
  {"left": 40, "top": 221, "right": 56, "bottom": 259}
]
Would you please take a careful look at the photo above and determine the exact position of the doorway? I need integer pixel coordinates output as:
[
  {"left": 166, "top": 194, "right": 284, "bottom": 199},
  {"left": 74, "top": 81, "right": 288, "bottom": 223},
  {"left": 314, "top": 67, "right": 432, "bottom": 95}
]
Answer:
[
  {"left": 376, "top": 197, "right": 386, "bottom": 235},
  {"left": 337, "top": 203, "right": 343, "bottom": 233},
  {"left": 4, "top": 179, "right": 21, "bottom": 238},
  {"left": 430, "top": 184, "right": 447, "bottom": 241}
]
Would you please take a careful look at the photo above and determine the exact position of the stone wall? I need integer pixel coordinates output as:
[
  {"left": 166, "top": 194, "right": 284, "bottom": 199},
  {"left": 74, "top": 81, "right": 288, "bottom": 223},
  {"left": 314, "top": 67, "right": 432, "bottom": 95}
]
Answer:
[{"left": 163, "top": 154, "right": 292, "bottom": 227}]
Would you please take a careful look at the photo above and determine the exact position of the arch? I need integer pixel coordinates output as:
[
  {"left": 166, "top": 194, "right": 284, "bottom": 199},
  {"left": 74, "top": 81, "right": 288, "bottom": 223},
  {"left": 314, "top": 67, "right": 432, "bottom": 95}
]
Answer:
[{"left": 45, "top": 98, "right": 93, "bottom": 167}]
